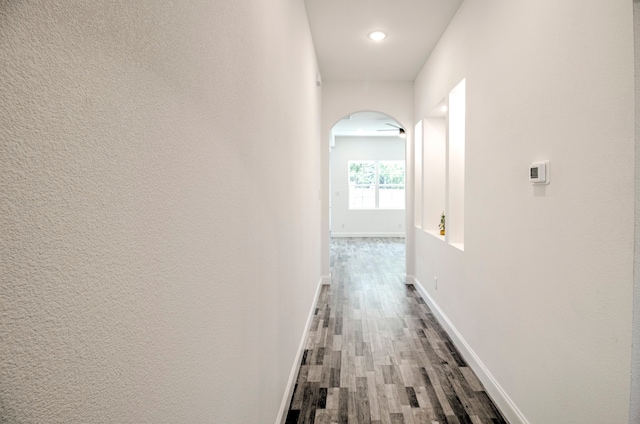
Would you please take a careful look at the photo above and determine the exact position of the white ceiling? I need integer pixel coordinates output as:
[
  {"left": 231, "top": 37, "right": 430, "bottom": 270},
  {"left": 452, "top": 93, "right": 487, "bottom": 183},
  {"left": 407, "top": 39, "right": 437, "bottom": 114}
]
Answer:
[
  {"left": 332, "top": 111, "right": 403, "bottom": 136},
  {"left": 303, "top": 0, "right": 463, "bottom": 82}
]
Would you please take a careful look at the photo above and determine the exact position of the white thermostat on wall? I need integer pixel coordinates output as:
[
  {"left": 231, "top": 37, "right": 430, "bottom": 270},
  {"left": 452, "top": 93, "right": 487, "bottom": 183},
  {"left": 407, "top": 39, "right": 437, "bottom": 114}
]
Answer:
[{"left": 529, "top": 160, "right": 549, "bottom": 184}]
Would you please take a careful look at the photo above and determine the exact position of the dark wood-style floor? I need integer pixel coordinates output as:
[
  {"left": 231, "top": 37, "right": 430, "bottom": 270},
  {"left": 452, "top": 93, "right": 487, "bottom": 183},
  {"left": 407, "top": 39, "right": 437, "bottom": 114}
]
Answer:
[{"left": 284, "top": 237, "right": 508, "bottom": 424}]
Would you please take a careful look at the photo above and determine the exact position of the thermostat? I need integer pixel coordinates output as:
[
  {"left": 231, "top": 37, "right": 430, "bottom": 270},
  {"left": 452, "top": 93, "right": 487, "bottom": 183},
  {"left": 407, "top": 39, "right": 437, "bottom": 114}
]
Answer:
[{"left": 529, "top": 160, "right": 549, "bottom": 184}]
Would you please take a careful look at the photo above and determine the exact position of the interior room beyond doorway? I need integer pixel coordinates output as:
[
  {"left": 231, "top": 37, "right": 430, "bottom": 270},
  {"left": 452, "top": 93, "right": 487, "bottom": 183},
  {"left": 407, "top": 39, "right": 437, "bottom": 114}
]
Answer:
[{"left": 330, "top": 111, "right": 407, "bottom": 239}]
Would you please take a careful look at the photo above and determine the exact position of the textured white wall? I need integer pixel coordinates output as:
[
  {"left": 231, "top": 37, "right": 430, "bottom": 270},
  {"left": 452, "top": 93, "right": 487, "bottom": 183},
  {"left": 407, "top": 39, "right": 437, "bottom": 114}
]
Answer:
[
  {"left": 632, "top": 1, "right": 640, "bottom": 422},
  {"left": 331, "top": 136, "right": 405, "bottom": 236},
  {"left": 413, "top": 1, "right": 634, "bottom": 423},
  {"left": 0, "top": 1, "right": 321, "bottom": 423},
  {"left": 321, "top": 81, "right": 413, "bottom": 279}
]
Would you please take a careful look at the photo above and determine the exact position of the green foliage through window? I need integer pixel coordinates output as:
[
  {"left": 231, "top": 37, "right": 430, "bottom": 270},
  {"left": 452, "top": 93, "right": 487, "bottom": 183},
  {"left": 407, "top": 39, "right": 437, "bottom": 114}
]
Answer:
[
  {"left": 348, "top": 160, "right": 405, "bottom": 209},
  {"left": 349, "top": 161, "right": 376, "bottom": 185}
]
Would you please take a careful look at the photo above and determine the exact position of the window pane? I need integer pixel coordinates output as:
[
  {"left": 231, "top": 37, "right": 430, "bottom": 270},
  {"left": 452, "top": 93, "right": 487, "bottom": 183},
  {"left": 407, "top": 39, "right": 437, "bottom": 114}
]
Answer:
[
  {"left": 379, "top": 186, "right": 405, "bottom": 209},
  {"left": 349, "top": 161, "right": 376, "bottom": 185},
  {"left": 349, "top": 185, "right": 376, "bottom": 209},
  {"left": 378, "top": 161, "right": 405, "bottom": 185}
]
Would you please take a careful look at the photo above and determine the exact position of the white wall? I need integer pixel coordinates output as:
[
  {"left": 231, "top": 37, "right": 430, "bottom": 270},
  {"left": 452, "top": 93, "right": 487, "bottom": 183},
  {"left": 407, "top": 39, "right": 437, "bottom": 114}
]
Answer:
[
  {"left": 331, "top": 136, "right": 405, "bottom": 237},
  {"left": 411, "top": 1, "right": 634, "bottom": 423},
  {"left": 421, "top": 118, "right": 446, "bottom": 232},
  {"left": 632, "top": 1, "right": 640, "bottom": 421},
  {"left": 321, "top": 81, "right": 413, "bottom": 280},
  {"left": 0, "top": 2, "right": 321, "bottom": 423}
]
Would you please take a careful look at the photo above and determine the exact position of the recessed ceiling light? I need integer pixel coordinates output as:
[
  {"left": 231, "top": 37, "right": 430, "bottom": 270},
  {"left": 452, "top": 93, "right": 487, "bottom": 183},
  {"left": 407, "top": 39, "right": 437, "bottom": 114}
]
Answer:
[{"left": 368, "top": 31, "right": 386, "bottom": 42}]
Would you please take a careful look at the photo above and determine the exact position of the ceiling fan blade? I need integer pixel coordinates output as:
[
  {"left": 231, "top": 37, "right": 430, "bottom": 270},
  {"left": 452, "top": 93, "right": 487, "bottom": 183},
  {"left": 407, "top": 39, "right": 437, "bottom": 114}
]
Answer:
[{"left": 385, "top": 123, "right": 401, "bottom": 129}]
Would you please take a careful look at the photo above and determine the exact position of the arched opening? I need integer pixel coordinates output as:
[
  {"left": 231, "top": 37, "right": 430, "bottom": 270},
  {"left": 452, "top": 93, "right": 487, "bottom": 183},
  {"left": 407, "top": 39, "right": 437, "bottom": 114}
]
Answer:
[{"left": 328, "top": 110, "right": 407, "bottom": 278}]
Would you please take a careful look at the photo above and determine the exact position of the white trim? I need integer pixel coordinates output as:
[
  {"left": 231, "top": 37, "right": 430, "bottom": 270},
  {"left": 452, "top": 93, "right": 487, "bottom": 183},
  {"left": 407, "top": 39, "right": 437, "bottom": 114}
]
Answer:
[
  {"left": 347, "top": 208, "right": 406, "bottom": 211},
  {"left": 408, "top": 275, "right": 530, "bottom": 424},
  {"left": 275, "top": 277, "right": 325, "bottom": 424},
  {"left": 330, "top": 232, "right": 405, "bottom": 238},
  {"left": 321, "top": 274, "right": 331, "bottom": 285}
]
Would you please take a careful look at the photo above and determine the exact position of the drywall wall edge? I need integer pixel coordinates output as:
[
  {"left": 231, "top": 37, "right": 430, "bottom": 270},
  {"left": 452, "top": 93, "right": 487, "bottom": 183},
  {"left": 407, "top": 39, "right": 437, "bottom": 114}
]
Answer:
[
  {"left": 631, "top": 1, "right": 640, "bottom": 421},
  {"left": 275, "top": 277, "right": 325, "bottom": 424},
  {"left": 408, "top": 276, "right": 530, "bottom": 424}
]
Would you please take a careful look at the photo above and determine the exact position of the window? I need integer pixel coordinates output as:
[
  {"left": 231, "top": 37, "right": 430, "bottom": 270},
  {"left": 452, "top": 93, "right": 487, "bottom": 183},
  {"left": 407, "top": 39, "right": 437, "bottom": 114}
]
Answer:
[{"left": 348, "top": 160, "right": 405, "bottom": 209}]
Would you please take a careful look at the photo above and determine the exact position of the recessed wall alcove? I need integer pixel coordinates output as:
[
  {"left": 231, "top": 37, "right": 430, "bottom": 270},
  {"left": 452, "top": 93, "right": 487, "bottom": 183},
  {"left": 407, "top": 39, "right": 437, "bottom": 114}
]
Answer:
[{"left": 416, "top": 79, "right": 466, "bottom": 250}]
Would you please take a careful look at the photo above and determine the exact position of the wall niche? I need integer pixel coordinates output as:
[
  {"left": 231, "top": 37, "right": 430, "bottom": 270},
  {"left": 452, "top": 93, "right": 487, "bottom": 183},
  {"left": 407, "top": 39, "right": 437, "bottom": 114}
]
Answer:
[{"left": 418, "top": 79, "right": 465, "bottom": 250}]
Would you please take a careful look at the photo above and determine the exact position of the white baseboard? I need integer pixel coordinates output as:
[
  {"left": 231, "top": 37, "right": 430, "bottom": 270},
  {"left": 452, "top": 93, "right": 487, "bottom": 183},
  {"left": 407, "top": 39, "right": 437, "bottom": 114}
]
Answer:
[
  {"left": 275, "top": 277, "right": 325, "bottom": 424},
  {"left": 330, "top": 232, "right": 405, "bottom": 238},
  {"left": 407, "top": 275, "right": 529, "bottom": 424},
  {"left": 320, "top": 274, "right": 331, "bottom": 285}
]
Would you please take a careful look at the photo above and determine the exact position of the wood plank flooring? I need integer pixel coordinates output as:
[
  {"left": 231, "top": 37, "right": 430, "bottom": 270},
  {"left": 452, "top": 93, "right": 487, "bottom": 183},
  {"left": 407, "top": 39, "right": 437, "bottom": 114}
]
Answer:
[{"left": 284, "top": 238, "right": 508, "bottom": 424}]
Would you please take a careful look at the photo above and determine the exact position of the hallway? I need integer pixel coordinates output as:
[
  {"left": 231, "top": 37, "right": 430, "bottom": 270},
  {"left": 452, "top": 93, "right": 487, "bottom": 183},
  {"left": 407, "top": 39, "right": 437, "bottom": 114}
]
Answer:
[{"left": 285, "top": 238, "right": 507, "bottom": 424}]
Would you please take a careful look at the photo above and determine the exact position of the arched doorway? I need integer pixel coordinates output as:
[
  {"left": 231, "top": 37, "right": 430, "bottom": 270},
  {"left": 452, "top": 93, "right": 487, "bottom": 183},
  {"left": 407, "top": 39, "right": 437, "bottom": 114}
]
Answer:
[
  {"left": 328, "top": 110, "right": 407, "bottom": 276},
  {"left": 317, "top": 83, "right": 415, "bottom": 286}
]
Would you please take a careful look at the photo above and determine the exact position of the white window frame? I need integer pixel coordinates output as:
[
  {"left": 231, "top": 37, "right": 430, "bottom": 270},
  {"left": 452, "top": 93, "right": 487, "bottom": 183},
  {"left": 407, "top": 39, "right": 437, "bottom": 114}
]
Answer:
[{"left": 348, "top": 160, "right": 405, "bottom": 210}]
